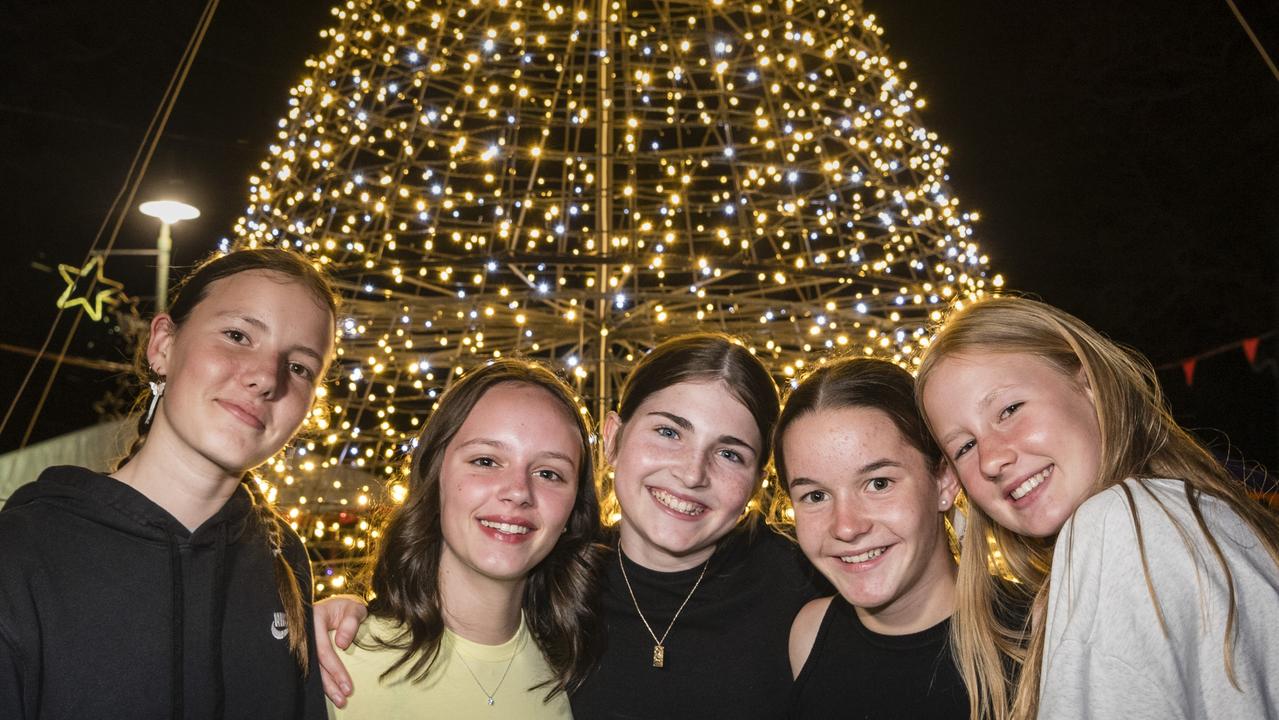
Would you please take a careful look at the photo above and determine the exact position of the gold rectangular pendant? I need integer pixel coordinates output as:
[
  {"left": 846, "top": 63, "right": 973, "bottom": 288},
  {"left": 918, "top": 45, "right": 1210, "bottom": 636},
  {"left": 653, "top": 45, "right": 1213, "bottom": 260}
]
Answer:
[{"left": 652, "top": 644, "right": 665, "bottom": 668}]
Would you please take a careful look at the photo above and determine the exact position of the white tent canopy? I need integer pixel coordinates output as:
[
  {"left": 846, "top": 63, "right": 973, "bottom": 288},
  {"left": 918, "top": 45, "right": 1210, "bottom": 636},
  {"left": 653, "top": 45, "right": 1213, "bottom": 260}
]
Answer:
[{"left": 0, "top": 419, "right": 133, "bottom": 503}]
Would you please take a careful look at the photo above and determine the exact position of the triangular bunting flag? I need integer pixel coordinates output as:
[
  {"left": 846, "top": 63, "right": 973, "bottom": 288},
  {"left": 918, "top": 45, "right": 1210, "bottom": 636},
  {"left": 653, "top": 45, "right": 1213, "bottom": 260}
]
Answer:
[
  {"left": 1182, "top": 358, "right": 1197, "bottom": 386},
  {"left": 1242, "top": 337, "right": 1259, "bottom": 366}
]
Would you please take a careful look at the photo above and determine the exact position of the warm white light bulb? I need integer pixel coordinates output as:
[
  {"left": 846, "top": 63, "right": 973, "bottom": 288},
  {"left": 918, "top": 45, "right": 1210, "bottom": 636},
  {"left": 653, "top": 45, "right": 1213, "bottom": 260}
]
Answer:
[{"left": 139, "top": 200, "right": 200, "bottom": 225}]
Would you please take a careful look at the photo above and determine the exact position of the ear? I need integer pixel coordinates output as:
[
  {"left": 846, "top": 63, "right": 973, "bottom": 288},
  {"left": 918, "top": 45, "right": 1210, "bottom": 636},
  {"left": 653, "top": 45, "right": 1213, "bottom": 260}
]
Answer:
[
  {"left": 602, "top": 411, "right": 623, "bottom": 465},
  {"left": 146, "top": 314, "right": 178, "bottom": 376},
  {"left": 1074, "top": 366, "right": 1095, "bottom": 404},
  {"left": 935, "top": 462, "right": 961, "bottom": 512}
]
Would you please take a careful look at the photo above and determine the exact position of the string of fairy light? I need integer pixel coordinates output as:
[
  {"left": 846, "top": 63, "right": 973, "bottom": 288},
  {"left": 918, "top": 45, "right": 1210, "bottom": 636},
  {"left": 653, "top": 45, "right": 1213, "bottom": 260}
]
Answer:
[{"left": 230, "top": 0, "right": 999, "bottom": 595}]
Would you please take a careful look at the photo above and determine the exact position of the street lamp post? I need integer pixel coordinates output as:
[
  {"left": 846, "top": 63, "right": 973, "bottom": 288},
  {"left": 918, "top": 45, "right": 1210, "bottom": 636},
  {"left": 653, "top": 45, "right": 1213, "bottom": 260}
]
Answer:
[{"left": 138, "top": 200, "right": 200, "bottom": 312}]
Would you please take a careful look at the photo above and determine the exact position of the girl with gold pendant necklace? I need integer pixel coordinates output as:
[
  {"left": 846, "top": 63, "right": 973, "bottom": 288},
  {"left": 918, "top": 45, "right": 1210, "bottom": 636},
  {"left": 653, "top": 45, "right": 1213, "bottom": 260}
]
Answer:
[
  {"left": 318, "top": 334, "right": 824, "bottom": 719},
  {"left": 324, "top": 360, "right": 603, "bottom": 719}
]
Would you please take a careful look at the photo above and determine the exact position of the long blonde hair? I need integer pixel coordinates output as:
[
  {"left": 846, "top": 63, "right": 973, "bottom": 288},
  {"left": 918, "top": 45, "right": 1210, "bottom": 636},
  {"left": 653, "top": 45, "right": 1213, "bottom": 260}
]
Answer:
[{"left": 915, "top": 296, "right": 1279, "bottom": 720}]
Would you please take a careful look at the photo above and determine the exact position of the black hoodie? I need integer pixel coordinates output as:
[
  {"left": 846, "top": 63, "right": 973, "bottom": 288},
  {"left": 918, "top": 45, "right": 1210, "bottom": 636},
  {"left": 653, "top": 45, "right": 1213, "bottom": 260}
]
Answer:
[{"left": 0, "top": 466, "right": 326, "bottom": 719}]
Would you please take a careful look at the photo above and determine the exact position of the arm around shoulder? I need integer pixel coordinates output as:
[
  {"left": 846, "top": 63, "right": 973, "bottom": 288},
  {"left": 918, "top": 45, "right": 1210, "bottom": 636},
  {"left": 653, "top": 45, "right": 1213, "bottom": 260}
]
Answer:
[{"left": 788, "top": 596, "right": 832, "bottom": 679}]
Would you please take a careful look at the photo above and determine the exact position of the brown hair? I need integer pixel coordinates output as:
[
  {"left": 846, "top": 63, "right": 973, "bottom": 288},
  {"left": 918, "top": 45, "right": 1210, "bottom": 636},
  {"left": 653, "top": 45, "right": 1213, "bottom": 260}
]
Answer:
[
  {"left": 601, "top": 333, "right": 780, "bottom": 523},
  {"left": 364, "top": 359, "right": 603, "bottom": 697},
  {"left": 116, "top": 247, "right": 339, "bottom": 672},
  {"left": 916, "top": 296, "right": 1279, "bottom": 720},
  {"left": 774, "top": 357, "right": 941, "bottom": 490}
]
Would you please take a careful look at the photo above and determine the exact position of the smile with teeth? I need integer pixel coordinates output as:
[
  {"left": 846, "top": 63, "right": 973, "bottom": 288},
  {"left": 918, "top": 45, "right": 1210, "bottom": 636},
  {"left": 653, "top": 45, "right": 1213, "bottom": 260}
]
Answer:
[
  {"left": 839, "top": 547, "right": 887, "bottom": 564},
  {"left": 479, "top": 519, "right": 531, "bottom": 535},
  {"left": 1010, "top": 466, "right": 1052, "bottom": 500},
  {"left": 649, "top": 488, "right": 707, "bottom": 516}
]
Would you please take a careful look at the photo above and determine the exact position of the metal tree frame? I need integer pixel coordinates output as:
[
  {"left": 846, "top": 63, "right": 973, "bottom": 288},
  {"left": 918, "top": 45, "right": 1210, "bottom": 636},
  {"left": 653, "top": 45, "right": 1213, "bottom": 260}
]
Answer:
[{"left": 232, "top": 0, "right": 995, "bottom": 591}]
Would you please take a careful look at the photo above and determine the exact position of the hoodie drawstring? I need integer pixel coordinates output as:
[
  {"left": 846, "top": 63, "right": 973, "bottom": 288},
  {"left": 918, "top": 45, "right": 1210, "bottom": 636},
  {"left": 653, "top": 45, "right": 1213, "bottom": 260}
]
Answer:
[
  {"left": 166, "top": 531, "right": 184, "bottom": 720},
  {"left": 210, "top": 520, "right": 229, "bottom": 719}
]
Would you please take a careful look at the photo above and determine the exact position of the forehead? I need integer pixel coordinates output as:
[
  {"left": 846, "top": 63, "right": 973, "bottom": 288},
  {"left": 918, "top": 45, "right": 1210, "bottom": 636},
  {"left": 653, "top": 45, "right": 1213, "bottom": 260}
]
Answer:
[
  {"left": 456, "top": 383, "right": 582, "bottom": 455},
  {"left": 193, "top": 269, "right": 335, "bottom": 351},
  {"left": 636, "top": 379, "right": 757, "bottom": 425},
  {"left": 197, "top": 270, "right": 329, "bottom": 316},
  {"left": 923, "top": 352, "right": 1072, "bottom": 415},
  {"left": 784, "top": 407, "right": 921, "bottom": 471}
]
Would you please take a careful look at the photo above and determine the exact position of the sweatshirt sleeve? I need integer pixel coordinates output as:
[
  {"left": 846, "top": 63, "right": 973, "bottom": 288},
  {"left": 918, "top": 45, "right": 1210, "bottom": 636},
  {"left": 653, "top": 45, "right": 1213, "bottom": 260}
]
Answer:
[{"left": 1038, "top": 484, "right": 1184, "bottom": 718}]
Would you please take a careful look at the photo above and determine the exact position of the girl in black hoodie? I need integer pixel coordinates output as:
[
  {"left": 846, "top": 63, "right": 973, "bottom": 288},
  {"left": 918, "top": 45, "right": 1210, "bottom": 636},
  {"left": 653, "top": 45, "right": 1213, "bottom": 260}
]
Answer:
[{"left": 0, "top": 249, "right": 335, "bottom": 719}]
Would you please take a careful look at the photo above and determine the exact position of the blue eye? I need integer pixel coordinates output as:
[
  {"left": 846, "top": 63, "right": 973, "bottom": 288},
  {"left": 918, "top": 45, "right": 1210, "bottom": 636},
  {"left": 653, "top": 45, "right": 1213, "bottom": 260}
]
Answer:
[
  {"left": 719, "top": 448, "right": 744, "bottom": 464},
  {"left": 656, "top": 426, "right": 679, "bottom": 440}
]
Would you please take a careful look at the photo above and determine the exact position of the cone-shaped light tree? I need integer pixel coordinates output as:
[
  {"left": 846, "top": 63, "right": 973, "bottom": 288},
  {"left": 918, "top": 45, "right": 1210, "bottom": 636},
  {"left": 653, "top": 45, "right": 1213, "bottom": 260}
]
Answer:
[{"left": 231, "top": 0, "right": 997, "bottom": 592}]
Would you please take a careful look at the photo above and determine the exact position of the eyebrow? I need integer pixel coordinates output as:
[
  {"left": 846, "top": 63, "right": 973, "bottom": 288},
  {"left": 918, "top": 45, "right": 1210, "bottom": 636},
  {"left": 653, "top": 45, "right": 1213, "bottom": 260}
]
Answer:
[
  {"left": 456, "top": 438, "right": 577, "bottom": 464},
  {"left": 859, "top": 459, "right": 903, "bottom": 474},
  {"left": 219, "top": 311, "right": 325, "bottom": 364},
  {"left": 647, "top": 411, "right": 759, "bottom": 454}
]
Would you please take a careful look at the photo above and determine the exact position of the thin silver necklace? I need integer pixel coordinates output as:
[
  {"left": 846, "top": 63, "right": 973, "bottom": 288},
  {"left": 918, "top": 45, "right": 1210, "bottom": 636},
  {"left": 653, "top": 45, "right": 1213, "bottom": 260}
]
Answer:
[
  {"left": 454, "top": 635, "right": 518, "bottom": 706},
  {"left": 617, "top": 542, "right": 711, "bottom": 668}
]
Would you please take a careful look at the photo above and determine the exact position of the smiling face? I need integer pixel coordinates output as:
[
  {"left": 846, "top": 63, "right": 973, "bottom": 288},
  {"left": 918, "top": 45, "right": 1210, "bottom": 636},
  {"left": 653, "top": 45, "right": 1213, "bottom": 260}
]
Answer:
[
  {"left": 785, "top": 407, "right": 958, "bottom": 629},
  {"left": 605, "top": 380, "right": 762, "bottom": 571},
  {"left": 922, "top": 352, "right": 1103, "bottom": 538},
  {"left": 147, "top": 270, "right": 334, "bottom": 478},
  {"left": 437, "top": 383, "right": 582, "bottom": 587}
]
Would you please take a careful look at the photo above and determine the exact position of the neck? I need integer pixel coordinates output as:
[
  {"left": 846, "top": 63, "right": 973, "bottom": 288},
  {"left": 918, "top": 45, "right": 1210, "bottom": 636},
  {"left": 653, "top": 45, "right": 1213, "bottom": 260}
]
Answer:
[
  {"left": 856, "top": 541, "right": 957, "bottom": 636},
  {"left": 618, "top": 521, "right": 716, "bottom": 572},
  {"left": 439, "top": 557, "right": 525, "bottom": 645},
  {"left": 111, "top": 423, "right": 243, "bottom": 530}
]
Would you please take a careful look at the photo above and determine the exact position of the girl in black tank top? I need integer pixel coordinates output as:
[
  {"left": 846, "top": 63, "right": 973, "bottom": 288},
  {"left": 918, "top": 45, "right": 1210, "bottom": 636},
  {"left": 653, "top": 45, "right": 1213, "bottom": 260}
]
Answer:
[{"left": 773, "top": 359, "right": 968, "bottom": 719}]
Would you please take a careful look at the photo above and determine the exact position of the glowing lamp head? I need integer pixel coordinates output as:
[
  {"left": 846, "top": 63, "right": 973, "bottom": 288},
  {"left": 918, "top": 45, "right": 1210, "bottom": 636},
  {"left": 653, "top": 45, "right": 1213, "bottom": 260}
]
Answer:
[{"left": 139, "top": 200, "right": 201, "bottom": 225}]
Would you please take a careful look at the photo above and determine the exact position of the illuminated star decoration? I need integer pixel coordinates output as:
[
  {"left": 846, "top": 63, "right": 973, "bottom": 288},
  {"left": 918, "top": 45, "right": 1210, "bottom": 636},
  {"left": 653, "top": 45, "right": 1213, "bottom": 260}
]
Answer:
[{"left": 56, "top": 255, "right": 126, "bottom": 322}]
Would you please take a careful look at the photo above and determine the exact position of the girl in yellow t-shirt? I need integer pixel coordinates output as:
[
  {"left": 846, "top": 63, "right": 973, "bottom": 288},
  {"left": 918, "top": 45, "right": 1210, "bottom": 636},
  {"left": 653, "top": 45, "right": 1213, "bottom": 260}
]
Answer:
[{"left": 327, "top": 360, "right": 602, "bottom": 719}]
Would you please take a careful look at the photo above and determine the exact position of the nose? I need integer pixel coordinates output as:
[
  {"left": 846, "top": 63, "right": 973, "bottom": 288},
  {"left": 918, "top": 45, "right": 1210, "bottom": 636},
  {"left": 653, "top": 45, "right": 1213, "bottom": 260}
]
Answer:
[
  {"left": 671, "top": 448, "right": 711, "bottom": 489},
  {"left": 242, "top": 353, "right": 285, "bottom": 399},
  {"left": 831, "top": 495, "right": 871, "bottom": 542},
  {"left": 978, "top": 433, "right": 1015, "bottom": 481},
  {"left": 498, "top": 469, "right": 534, "bottom": 507}
]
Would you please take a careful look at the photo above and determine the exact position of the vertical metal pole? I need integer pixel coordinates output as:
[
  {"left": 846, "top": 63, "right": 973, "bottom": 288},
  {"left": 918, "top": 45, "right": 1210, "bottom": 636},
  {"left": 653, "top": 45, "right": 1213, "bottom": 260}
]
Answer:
[
  {"left": 595, "top": 0, "right": 613, "bottom": 423},
  {"left": 156, "top": 222, "right": 172, "bottom": 313}
]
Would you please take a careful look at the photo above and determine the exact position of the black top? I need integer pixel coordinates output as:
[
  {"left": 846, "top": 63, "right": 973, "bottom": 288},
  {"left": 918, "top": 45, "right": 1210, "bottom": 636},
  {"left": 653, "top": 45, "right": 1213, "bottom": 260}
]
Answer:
[
  {"left": 0, "top": 466, "right": 326, "bottom": 719},
  {"left": 790, "top": 596, "right": 967, "bottom": 719},
  {"left": 572, "top": 525, "right": 824, "bottom": 720}
]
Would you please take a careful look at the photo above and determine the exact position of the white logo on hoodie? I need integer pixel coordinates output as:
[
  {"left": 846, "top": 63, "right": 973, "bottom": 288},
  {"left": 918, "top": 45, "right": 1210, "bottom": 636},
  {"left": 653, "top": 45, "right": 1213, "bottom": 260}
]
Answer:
[{"left": 271, "top": 612, "right": 289, "bottom": 640}]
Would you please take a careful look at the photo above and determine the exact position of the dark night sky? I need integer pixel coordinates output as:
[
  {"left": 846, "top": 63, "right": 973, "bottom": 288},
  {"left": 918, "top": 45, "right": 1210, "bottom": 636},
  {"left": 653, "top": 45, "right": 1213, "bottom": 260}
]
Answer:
[{"left": 2, "top": 0, "right": 1276, "bottom": 468}]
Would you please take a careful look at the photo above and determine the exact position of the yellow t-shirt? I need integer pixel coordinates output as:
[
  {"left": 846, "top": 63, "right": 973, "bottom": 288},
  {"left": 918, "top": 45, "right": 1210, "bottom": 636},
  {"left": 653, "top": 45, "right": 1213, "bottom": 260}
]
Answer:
[{"left": 327, "top": 613, "right": 573, "bottom": 720}]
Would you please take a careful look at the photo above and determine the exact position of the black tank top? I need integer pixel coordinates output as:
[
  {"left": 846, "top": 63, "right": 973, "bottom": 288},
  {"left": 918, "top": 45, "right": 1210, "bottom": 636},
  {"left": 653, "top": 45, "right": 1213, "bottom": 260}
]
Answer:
[{"left": 789, "top": 596, "right": 968, "bottom": 719}]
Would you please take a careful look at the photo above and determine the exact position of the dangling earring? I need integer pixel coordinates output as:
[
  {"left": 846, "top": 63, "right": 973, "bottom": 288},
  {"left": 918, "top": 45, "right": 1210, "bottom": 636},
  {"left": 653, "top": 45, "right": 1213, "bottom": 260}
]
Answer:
[{"left": 145, "top": 379, "right": 166, "bottom": 426}]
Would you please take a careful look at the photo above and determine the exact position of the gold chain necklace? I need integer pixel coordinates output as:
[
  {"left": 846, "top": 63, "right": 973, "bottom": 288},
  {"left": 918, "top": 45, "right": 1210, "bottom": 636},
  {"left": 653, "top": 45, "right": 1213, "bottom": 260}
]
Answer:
[
  {"left": 617, "top": 542, "right": 711, "bottom": 668},
  {"left": 454, "top": 638, "right": 518, "bottom": 706}
]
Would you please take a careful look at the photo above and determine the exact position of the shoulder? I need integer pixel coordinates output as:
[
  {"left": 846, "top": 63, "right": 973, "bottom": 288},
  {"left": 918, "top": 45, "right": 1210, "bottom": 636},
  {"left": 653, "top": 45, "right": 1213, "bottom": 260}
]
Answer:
[
  {"left": 788, "top": 595, "right": 834, "bottom": 677},
  {"left": 1060, "top": 478, "right": 1192, "bottom": 552}
]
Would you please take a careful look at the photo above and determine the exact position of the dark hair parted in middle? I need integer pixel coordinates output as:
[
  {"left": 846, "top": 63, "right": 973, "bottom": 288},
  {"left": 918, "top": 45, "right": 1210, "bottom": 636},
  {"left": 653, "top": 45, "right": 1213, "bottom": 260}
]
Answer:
[
  {"left": 615, "top": 333, "right": 780, "bottom": 473},
  {"left": 365, "top": 358, "right": 603, "bottom": 697},
  {"left": 773, "top": 357, "right": 941, "bottom": 491}
]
